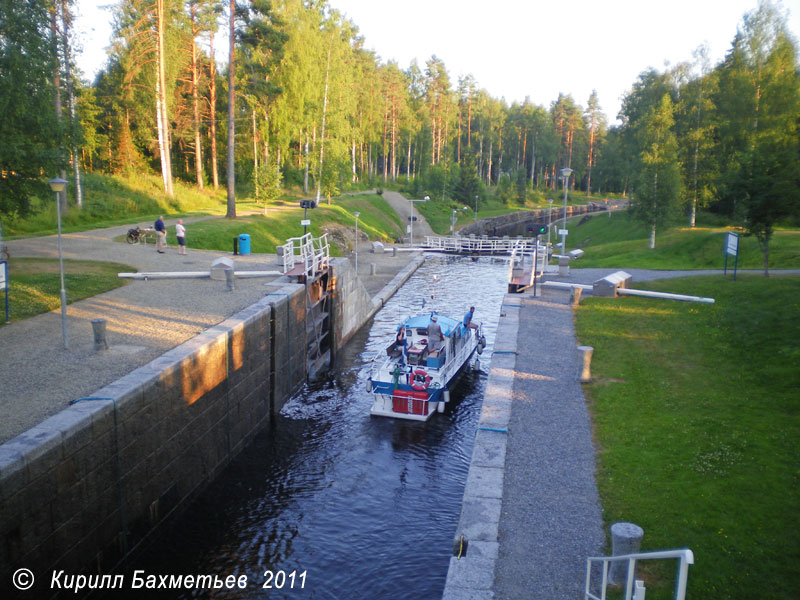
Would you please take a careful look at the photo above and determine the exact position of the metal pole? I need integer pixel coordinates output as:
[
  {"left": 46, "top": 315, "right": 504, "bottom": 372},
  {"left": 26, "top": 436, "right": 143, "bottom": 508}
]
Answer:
[
  {"left": 561, "top": 175, "right": 569, "bottom": 255},
  {"left": 303, "top": 207, "right": 308, "bottom": 237},
  {"left": 354, "top": 214, "right": 359, "bottom": 273},
  {"left": 56, "top": 190, "right": 68, "bottom": 349},
  {"left": 547, "top": 199, "right": 553, "bottom": 246}
]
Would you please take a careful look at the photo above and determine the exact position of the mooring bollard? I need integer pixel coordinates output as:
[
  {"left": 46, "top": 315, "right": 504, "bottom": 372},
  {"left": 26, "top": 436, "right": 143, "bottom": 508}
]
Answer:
[
  {"left": 558, "top": 255, "right": 570, "bottom": 276},
  {"left": 370, "top": 263, "right": 377, "bottom": 276},
  {"left": 91, "top": 318, "right": 108, "bottom": 351},
  {"left": 571, "top": 286, "right": 583, "bottom": 307},
  {"left": 392, "top": 246, "right": 397, "bottom": 257},
  {"left": 609, "top": 522, "right": 644, "bottom": 585},
  {"left": 224, "top": 268, "right": 235, "bottom": 291},
  {"left": 578, "top": 345, "right": 593, "bottom": 382}
]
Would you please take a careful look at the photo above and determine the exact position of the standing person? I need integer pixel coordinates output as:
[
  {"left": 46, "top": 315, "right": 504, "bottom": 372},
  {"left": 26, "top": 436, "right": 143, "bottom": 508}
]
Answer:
[
  {"left": 154, "top": 215, "right": 166, "bottom": 253},
  {"left": 427, "top": 314, "right": 443, "bottom": 353},
  {"left": 175, "top": 219, "right": 186, "bottom": 255},
  {"left": 463, "top": 306, "right": 479, "bottom": 330}
]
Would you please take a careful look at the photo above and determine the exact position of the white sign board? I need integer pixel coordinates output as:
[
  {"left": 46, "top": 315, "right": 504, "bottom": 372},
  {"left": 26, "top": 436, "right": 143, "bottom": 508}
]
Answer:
[
  {"left": 301, "top": 219, "right": 311, "bottom": 226},
  {"left": 725, "top": 232, "right": 739, "bottom": 256},
  {"left": 0, "top": 262, "right": 6, "bottom": 291},
  {"left": 558, "top": 229, "right": 568, "bottom": 236}
]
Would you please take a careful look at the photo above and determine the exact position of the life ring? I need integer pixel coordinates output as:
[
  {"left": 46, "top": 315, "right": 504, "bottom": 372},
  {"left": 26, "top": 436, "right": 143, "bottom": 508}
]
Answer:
[{"left": 411, "top": 369, "right": 432, "bottom": 391}]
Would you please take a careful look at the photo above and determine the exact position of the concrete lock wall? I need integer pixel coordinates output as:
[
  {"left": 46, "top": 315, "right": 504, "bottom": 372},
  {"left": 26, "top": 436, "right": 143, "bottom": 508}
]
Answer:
[
  {"left": 329, "top": 257, "right": 374, "bottom": 350},
  {"left": 0, "top": 282, "right": 307, "bottom": 588}
]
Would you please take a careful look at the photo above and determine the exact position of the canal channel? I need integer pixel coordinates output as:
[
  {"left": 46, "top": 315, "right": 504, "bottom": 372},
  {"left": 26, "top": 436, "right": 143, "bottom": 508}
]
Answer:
[{"left": 125, "top": 256, "right": 511, "bottom": 599}]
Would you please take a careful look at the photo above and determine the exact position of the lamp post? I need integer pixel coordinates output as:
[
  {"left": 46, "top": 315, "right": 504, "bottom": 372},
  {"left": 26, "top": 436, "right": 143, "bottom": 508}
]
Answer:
[
  {"left": 353, "top": 211, "right": 360, "bottom": 273},
  {"left": 474, "top": 195, "right": 479, "bottom": 222},
  {"left": 49, "top": 177, "right": 69, "bottom": 349},
  {"left": 547, "top": 198, "right": 553, "bottom": 246},
  {"left": 560, "top": 167, "right": 573, "bottom": 255},
  {"left": 450, "top": 209, "right": 457, "bottom": 236}
]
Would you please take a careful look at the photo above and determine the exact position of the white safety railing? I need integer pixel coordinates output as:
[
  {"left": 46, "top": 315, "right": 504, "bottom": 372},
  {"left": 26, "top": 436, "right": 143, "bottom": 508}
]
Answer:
[
  {"left": 585, "top": 548, "right": 694, "bottom": 600},
  {"left": 281, "top": 233, "right": 330, "bottom": 277},
  {"left": 424, "top": 235, "right": 538, "bottom": 255},
  {"left": 508, "top": 239, "right": 548, "bottom": 289}
]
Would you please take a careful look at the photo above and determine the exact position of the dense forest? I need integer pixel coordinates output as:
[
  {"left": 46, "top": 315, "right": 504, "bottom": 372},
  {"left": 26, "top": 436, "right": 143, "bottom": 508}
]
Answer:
[{"left": 1, "top": 0, "right": 798, "bottom": 259}]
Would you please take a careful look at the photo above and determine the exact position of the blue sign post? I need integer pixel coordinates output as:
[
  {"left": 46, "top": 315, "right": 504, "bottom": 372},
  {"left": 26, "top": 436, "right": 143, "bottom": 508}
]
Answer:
[
  {"left": 0, "top": 260, "right": 8, "bottom": 323},
  {"left": 724, "top": 232, "right": 739, "bottom": 281}
]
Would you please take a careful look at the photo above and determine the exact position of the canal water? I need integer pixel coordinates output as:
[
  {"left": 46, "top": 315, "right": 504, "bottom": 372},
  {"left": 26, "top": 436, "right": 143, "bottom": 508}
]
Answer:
[{"left": 127, "top": 256, "right": 510, "bottom": 599}]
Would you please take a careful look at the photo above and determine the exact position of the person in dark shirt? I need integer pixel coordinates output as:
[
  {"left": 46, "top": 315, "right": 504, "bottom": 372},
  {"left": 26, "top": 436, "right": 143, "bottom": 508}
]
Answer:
[{"left": 154, "top": 215, "right": 167, "bottom": 253}]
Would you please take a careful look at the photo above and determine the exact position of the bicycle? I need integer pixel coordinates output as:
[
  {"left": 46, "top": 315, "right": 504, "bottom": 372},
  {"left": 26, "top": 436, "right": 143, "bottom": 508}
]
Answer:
[{"left": 126, "top": 226, "right": 154, "bottom": 245}]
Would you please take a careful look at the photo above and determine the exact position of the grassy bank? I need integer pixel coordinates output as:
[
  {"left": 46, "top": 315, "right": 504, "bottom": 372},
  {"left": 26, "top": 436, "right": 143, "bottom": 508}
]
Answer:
[
  {"left": 566, "top": 212, "right": 800, "bottom": 270},
  {"left": 174, "top": 194, "right": 405, "bottom": 256},
  {"left": 575, "top": 275, "right": 800, "bottom": 599},
  {"left": 0, "top": 258, "right": 131, "bottom": 324}
]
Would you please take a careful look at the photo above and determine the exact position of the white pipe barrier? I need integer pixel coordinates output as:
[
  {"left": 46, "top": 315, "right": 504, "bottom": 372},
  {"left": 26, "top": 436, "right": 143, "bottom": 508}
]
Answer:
[
  {"left": 542, "top": 281, "right": 594, "bottom": 291},
  {"left": 118, "top": 270, "right": 283, "bottom": 280},
  {"left": 617, "top": 288, "right": 715, "bottom": 304}
]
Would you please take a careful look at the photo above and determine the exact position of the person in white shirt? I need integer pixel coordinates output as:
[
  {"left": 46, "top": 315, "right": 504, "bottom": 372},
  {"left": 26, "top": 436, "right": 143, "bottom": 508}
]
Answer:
[{"left": 175, "top": 219, "right": 187, "bottom": 255}]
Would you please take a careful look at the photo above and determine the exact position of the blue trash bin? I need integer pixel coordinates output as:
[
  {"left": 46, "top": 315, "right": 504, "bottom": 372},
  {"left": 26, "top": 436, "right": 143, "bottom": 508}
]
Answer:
[{"left": 238, "top": 234, "right": 251, "bottom": 255}]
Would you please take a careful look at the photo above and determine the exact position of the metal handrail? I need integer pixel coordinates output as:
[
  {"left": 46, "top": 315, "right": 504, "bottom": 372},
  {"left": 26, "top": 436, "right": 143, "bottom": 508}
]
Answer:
[
  {"left": 585, "top": 548, "right": 694, "bottom": 600},
  {"left": 424, "top": 235, "right": 538, "bottom": 255},
  {"left": 281, "top": 233, "right": 330, "bottom": 277}
]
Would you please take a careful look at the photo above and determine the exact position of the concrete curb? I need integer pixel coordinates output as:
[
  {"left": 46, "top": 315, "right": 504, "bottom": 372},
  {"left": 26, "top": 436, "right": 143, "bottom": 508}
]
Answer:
[{"left": 442, "top": 294, "right": 520, "bottom": 600}]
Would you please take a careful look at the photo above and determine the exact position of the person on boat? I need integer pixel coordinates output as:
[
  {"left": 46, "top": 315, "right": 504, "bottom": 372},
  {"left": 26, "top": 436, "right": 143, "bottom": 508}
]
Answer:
[
  {"left": 427, "top": 315, "right": 443, "bottom": 353},
  {"left": 463, "top": 306, "right": 479, "bottom": 330},
  {"left": 394, "top": 326, "right": 408, "bottom": 364}
]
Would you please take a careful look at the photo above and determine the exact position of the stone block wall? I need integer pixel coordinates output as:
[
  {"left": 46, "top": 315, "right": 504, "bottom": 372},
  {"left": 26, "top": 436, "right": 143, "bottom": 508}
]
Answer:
[{"left": 0, "top": 282, "right": 306, "bottom": 591}]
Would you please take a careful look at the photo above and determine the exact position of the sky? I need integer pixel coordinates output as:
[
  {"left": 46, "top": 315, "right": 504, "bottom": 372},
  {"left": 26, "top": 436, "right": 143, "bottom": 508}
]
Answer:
[{"left": 73, "top": 0, "right": 800, "bottom": 124}]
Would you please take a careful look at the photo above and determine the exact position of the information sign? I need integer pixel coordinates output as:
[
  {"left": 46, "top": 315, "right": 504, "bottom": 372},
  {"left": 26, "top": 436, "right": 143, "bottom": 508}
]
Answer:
[
  {"left": 301, "top": 219, "right": 311, "bottom": 226},
  {"left": 725, "top": 232, "right": 739, "bottom": 256}
]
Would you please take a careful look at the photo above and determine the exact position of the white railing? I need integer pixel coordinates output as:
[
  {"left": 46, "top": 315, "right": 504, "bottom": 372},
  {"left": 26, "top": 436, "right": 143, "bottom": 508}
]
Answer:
[
  {"left": 585, "top": 548, "right": 694, "bottom": 600},
  {"left": 424, "top": 235, "right": 538, "bottom": 255},
  {"left": 508, "top": 239, "right": 548, "bottom": 289},
  {"left": 281, "top": 233, "right": 330, "bottom": 277}
]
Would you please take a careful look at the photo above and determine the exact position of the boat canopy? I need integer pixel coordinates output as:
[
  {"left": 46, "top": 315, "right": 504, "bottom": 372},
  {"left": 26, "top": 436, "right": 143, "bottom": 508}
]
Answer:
[{"left": 403, "top": 312, "right": 461, "bottom": 337}]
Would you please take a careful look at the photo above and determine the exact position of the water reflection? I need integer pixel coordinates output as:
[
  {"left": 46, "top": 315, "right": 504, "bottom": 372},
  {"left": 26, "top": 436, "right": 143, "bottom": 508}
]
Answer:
[{"left": 124, "top": 256, "right": 509, "bottom": 599}]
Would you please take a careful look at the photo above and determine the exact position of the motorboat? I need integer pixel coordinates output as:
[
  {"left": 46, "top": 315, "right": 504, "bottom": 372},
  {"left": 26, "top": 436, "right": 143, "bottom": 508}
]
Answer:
[{"left": 367, "top": 312, "right": 485, "bottom": 421}]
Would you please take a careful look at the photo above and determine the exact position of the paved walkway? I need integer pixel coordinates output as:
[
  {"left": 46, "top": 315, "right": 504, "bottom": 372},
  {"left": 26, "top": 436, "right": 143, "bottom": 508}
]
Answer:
[{"left": 0, "top": 214, "right": 423, "bottom": 444}]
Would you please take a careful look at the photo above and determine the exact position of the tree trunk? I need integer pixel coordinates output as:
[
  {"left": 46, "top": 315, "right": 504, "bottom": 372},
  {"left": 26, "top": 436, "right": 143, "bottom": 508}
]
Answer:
[
  {"left": 190, "top": 3, "right": 204, "bottom": 189},
  {"left": 252, "top": 108, "right": 258, "bottom": 198},
  {"left": 316, "top": 43, "right": 331, "bottom": 205},
  {"left": 303, "top": 132, "right": 309, "bottom": 194},
  {"left": 209, "top": 27, "right": 219, "bottom": 189},
  {"left": 50, "top": 5, "right": 67, "bottom": 210},
  {"left": 156, "top": 0, "right": 173, "bottom": 197},
  {"left": 60, "top": 0, "right": 82, "bottom": 208},
  {"left": 226, "top": 0, "right": 236, "bottom": 218}
]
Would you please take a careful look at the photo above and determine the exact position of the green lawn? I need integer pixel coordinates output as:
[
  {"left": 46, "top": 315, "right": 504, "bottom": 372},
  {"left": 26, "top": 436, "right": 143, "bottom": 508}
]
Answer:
[
  {"left": 0, "top": 258, "right": 131, "bottom": 324},
  {"left": 566, "top": 212, "right": 800, "bottom": 270},
  {"left": 575, "top": 275, "right": 800, "bottom": 599},
  {"left": 178, "top": 193, "right": 405, "bottom": 256}
]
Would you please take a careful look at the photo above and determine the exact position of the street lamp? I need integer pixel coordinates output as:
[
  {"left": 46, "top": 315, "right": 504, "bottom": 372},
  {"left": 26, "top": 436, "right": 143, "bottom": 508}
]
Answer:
[
  {"left": 474, "top": 195, "right": 479, "bottom": 221},
  {"left": 547, "top": 198, "right": 553, "bottom": 246},
  {"left": 450, "top": 209, "right": 458, "bottom": 236},
  {"left": 353, "top": 211, "right": 360, "bottom": 273},
  {"left": 560, "top": 168, "right": 573, "bottom": 255},
  {"left": 49, "top": 177, "right": 68, "bottom": 349}
]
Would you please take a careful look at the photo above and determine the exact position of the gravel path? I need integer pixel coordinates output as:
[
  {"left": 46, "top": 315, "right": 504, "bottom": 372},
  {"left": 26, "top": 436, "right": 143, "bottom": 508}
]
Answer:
[{"left": 493, "top": 286, "right": 605, "bottom": 599}]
